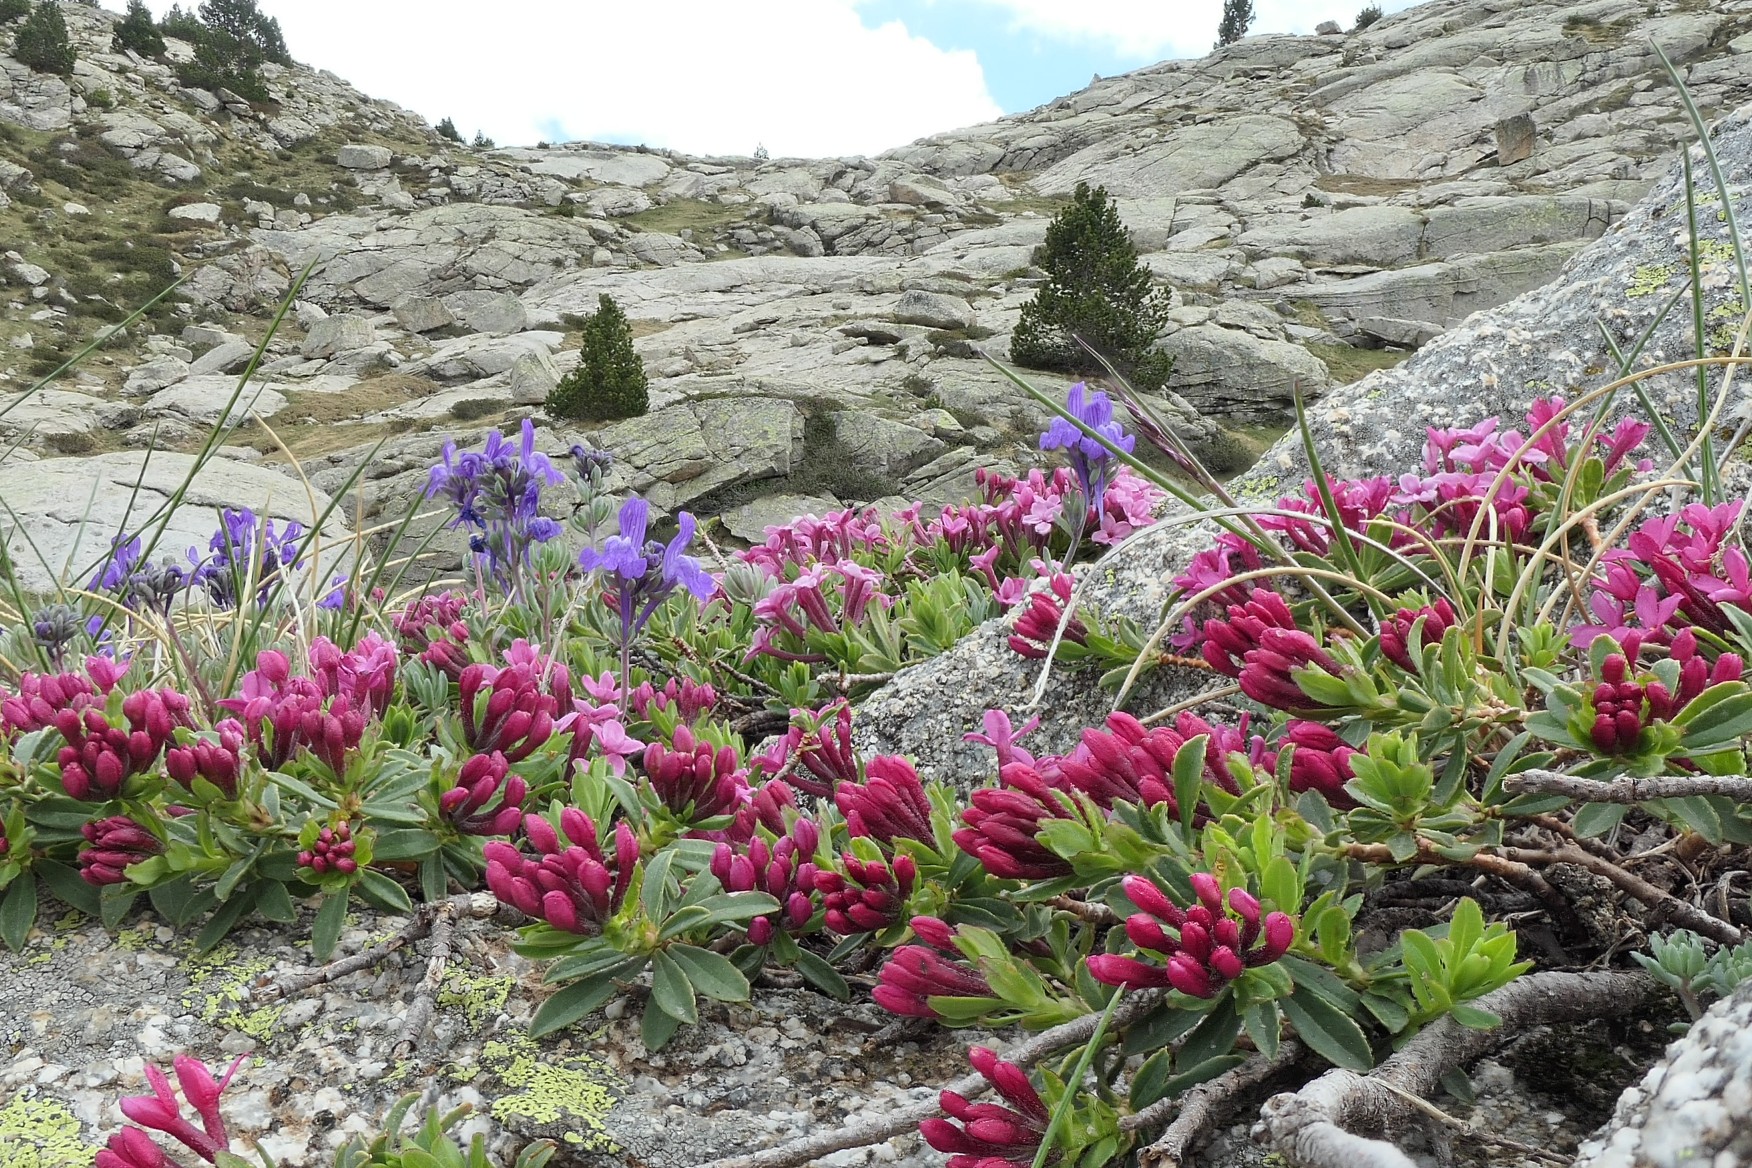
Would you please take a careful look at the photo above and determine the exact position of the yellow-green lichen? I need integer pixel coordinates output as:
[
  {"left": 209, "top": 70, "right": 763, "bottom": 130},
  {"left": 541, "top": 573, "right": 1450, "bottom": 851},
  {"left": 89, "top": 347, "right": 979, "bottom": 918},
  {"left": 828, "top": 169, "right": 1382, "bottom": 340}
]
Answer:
[
  {"left": 181, "top": 943, "right": 282, "bottom": 1039},
  {"left": 1628, "top": 263, "right": 1676, "bottom": 298},
  {"left": 438, "top": 969, "right": 513, "bottom": 1027},
  {"left": 1708, "top": 300, "right": 1749, "bottom": 352},
  {"left": 478, "top": 1034, "right": 621, "bottom": 1154},
  {"left": 0, "top": 1092, "right": 90, "bottom": 1168}
]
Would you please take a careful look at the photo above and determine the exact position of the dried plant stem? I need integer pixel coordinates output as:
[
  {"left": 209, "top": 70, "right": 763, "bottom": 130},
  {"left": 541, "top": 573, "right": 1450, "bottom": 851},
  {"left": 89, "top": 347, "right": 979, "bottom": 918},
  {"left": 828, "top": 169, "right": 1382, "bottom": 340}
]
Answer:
[
  {"left": 253, "top": 892, "right": 505, "bottom": 1003},
  {"left": 392, "top": 899, "right": 458, "bottom": 1058},
  {"left": 685, "top": 990, "right": 1163, "bottom": 1168},
  {"left": 1497, "top": 842, "right": 1744, "bottom": 945},
  {"left": 1258, "top": 970, "right": 1660, "bottom": 1168},
  {"left": 1339, "top": 843, "right": 1568, "bottom": 916},
  {"left": 1505, "top": 769, "right": 1752, "bottom": 804},
  {"left": 1127, "top": 1041, "right": 1302, "bottom": 1167}
]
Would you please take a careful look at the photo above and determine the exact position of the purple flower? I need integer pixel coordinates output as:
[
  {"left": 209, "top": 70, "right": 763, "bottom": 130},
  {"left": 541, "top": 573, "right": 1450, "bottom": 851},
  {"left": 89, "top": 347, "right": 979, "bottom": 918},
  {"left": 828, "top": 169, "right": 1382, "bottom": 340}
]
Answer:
[
  {"left": 1039, "top": 381, "right": 1135, "bottom": 525},
  {"left": 426, "top": 419, "right": 567, "bottom": 594},
  {"left": 580, "top": 497, "right": 716, "bottom": 711},
  {"left": 187, "top": 508, "right": 304, "bottom": 609}
]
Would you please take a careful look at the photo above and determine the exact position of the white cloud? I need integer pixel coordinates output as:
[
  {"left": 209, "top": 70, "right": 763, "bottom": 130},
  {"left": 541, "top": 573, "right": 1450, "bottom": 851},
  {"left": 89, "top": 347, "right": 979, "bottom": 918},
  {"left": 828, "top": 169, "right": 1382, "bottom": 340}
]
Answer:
[
  {"left": 135, "top": 1, "right": 1002, "bottom": 157},
  {"left": 960, "top": 0, "right": 1420, "bottom": 60}
]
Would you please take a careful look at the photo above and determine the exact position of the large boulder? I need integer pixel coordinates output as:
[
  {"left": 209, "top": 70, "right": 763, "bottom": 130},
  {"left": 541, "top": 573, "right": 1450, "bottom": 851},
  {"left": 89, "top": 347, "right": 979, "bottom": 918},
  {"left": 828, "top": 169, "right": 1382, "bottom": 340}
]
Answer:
[
  {"left": 0, "top": 452, "right": 347, "bottom": 594},
  {"left": 1158, "top": 324, "right": 1331, "bottom": 421},
  {"left": 301, "top": 314, "right": 378, "bottom": 360},
  {"left": 1573, "top": 977, "right": 1752, "bottom": 1167}
]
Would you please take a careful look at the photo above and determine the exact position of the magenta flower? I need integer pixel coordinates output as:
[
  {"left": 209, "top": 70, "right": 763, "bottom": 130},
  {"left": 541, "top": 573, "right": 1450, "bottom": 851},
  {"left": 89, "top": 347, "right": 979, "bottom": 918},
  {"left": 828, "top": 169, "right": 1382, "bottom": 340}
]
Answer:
[
  {"left": 920, "top": 1046, "right": 1051, "bottom": 1168},
  {"left": 297, "top": 821, "right": 358, "bottom": 877},
  {"left": 641, "top": 725, "right": 750, "bottom": 823},
  {"left": 963, "top": 709, "right": 1040, "bottom": 770},
  {"left": 952, "top": 762, "right": 1073, "bottom": 881},
  {"left": 816, "top": 853, "right": 917, "bottom": 935},
  {"left": 1007, "top": 573, "right": 1086, "bottom": 660},
  {"left": 1378, "top": 597, "right": 1459, "bottom": 671},
  {"left": 836, "top": 755, "right": 933, "bottom": 845},
  {"left": 79, "top": 816, "right": 162, "bottom": 885},
  {"left": 1281, "top": 721, "right": 1360, "bottom": 808},
  {"left": 1087, "top": 873, "right": 1295, "bottom": 999},
  {"left": 1237, "top": 627, "right": 1346, "bottom": 714},
  {"left": 308, "top": 632, "right": 398, "bottom": 718},
  {"left": 873, "top": 919, "right": 994, "bottom": 1018},
  {"left": 163, "top": 720, "right": 245, "bottom": 800},
  {"left": 440, "top": 751, "right": 527, "bottom": 836},
  {"left": 459, "top": 662, "right": 558, "bottom": 763},
  {"left": 484, "top": 810, "right": 638, "bottom": 934},
  {"left": 710, "top": 818, "right": 819, "bottom": 946},
  {"left": 109, "top": 1054, "right": 246, "bottom": 1165},
  {"left": 54, "top": 689, "right": 192, "bottom": 801},
  {"left": 1056, "top": 711, "right": 1187, "bottom": 812},
  {"left": 1201, "top": 588, "right": 1297, "bottom": 678}
]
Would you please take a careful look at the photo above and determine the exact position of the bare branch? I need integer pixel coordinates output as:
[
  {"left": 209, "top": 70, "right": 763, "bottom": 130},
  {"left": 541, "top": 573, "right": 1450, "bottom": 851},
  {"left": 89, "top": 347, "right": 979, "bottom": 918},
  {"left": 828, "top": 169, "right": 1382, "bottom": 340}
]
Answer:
[
  {"left": 1498, "top": 843, "right": 1745, "bottom": 945},
  {"left": 1258, "top": 970, "right": 1662, "bottom": 1168},
  {"left": 1130, "top": 1042, "right": 1302, "bottom": 1167},
  {"left": 1504, "top": 769, "right": 1752, "bottom": 804},
  {"left": 684, "top": 991, "right": 1164, "bottom": 1168}
]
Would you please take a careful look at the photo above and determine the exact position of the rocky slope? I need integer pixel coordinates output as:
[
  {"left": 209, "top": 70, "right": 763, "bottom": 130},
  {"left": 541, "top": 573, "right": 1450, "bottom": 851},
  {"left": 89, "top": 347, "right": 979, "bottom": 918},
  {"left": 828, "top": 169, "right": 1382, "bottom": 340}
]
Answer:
[{"left": 0, "top": 0, "right": 1748, "bottom": 585}]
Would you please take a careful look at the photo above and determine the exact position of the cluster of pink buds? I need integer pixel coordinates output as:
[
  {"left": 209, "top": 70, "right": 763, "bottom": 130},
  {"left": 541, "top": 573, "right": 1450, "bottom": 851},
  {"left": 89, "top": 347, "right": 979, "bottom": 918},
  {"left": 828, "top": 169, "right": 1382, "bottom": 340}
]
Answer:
[
  {"left": 1281, "top": 722, "right": 1360, "bottom": 808},
  {"left": 440, "top": 751, "right": 526, "bottom": 835},
  {"left": 817, "top": 853, "right": 916, "bottom": 935},
  {"left": 485, "top": 810, "right": 638, "bottom": 934},
  {"left": 873, "top": 916, "right": 993, "bottom": 1018},
  {"left": 163, "top": 720, "right": 246, "bottom": 800},
  {"left": 1202, "top": 589, "right": 1346, "bottom": 713},
  {"left": 727, "top": 778, "right": 800, "bottom": 843},
  {"left": 220, "top": 651, "right": 366, "bottom": 774},
  {"left": 297, "top": 821, "right": 358, "bottom": 877},
  {"left": 459, "top": 662, "right": 558, "bottom": 762},
  {"left": 1007, "top": 573, "right": 1086, "bottom": 659},
  {"left": 642, "top": 725, "right": 749, "bottom": 822},
  {"left": 392, "top": 591, "right": 474, "bottom": 680},
  {"left": 55, "top": 689, "right": 193, "bottom": 801},
  {"left": 1, "top": 670, "right": 100, "bottom": 737},
  {"left": 1581, "top": 635, "right": 1742, "bottom": 755},
  {"left": 748, "top": 563, "right": 886, "bottom": 663},
  {"left": 79, "top": 816, "right": 162, "bottom": 885},
  {"left": 1088, "top": 873, "right": 1294, "bottom": 999},
  {"left": 1057, "top": 712, "right": 1187, "bottom": 812},
  {"left": 630, "top": 677, "right": 719, "bottom": 723},
  {"left": 308, "top": 632, "right": 398, "bottom": 718},
  {"left": 835, "top": 755, "right": 934, "bottom": 845},
  {"left": 953, "top": 762, "right": 1073, "bottom": 881},
  {"left": 753, "top": 701, "right": 861, "bottom": 798},
  {"left": 710, "top": 818, "right": 819, "bottom": 946},
  {"left": 96, "top": 1053, "right": 245, "bottom": 1168},
  {"left": 920, "top": 1045, "right": 1050, "bottom": 1168},
  {"left": 1378, "top": 598, "right": 1459, "bottom": 671}
]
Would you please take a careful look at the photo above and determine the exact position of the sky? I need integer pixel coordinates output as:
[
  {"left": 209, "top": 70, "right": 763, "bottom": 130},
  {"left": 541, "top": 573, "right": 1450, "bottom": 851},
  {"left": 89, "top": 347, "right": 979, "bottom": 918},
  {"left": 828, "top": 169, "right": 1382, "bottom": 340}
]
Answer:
[{"left": 125, "top": 1, "right": 1420, "bottom": 158}]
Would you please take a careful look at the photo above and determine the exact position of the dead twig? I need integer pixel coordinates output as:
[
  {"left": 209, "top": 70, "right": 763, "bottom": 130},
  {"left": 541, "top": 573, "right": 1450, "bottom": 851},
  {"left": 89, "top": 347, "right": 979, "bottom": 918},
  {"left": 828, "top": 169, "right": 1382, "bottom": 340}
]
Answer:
[
  {"left": 1505, "top": 769, "right": 1752, "bottom": 804},
  {"left": 1050, "top": 894, "right": 1122, "bottom": 926},
  {"left": 251, "top": 892, "right": 508, "bottom": 1004},
  {"left": 685, "top": 991, "right": 1164, "bottom": 1168},
  {"left": 1340, "top": 843, "right": 1569, "bottom": 917},
  {"left": 392, "top": 898, "right": 460, "bottom": 1058},
  {"left": 1257, "top": 970, "right": 1661, "bottom": 1168},
  {"left": 1497, "top": 842, "right": 1744, "bottom": 945},
  {"left": 1127, "top": 1042, "right": 1302, "bottom": 1167}
]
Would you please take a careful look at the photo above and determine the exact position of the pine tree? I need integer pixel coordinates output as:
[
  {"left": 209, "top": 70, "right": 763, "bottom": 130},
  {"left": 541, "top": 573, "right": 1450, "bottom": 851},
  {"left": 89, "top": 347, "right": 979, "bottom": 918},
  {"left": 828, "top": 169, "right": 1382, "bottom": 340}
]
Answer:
[
  {"left": 113, "top": 0, "right": 167, "bottom": 57},
  {"left": 1215, "top": 0, "right": 1255, "bottom": 47},
  {"left": 1353, "top": 4, "right": 1383, "bottom": 29},
  {"left": 14, "top": 2, "right": 75, "bottom": 76},
  {"left": 546, "top": 295, "right": 649, "bottom": 422},
  {"left": 1009, "top": 182, "right": 1175, "bottom": 389},
  {"left": 159, "top": 3, "right": 204, "bottom": 41},
  {"left": 436, "top": 116, "right": 463, "bottom": 143},
  {"left": 472, "top": 130, "right": 495, "bottom": 149},
  {"left": 173, "top": 0, "right": 291, "bottom": 102}
]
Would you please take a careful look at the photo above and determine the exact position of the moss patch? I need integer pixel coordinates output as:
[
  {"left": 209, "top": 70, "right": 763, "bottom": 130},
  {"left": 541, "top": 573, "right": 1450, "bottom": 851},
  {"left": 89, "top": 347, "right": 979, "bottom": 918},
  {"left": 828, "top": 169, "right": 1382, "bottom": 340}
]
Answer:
[
  {"left": 1306, "top": 342, "right": 1413, "bottom": 385},
  {"left": 1627, "top": 263, "right": 1676, "bottom": 299},
  {"left": 624, "top": 199, "right": 752, "bottom": 242}
]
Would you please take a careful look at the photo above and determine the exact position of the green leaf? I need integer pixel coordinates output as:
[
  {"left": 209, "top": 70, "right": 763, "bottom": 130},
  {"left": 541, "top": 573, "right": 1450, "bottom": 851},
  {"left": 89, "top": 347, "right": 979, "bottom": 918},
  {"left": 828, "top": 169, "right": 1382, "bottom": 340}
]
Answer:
[
  {"left": 793, "top": 950, "right": 850, "bottom": 1001},
  {"left": 1242, "top": 1001, "right": 1280, "bottom": 1061},
  {"left": 311, "top": 893, "right": 347, "bottom": 961},
  {"left": 665, "top": 944, "right": 751, "bottom": 1003},
  {"left": 1128, "top": 1049, "right": 1174, "bottom": 1111},
  {"left": 1448, "top": 1004, "right": 1503, "bottom": 1030},
  {"left": 1172, "top": 735, "right": 1208, "bottom": 833},
  {"left": 1282, "top": 984, "right": 1374, "bottom": 1072},
  {"left": 193, "top": 888, "right": 255, "bottom": 953},
  {"left": 641, "top": 998, "right": 684, "bottom": 1050},
  {"left": 34, "top": 860, "right": 99, "bottom": 916},
  {"left": 357, "top": 868, "right": 414, "bottom": 915},
  {"left": 650, "top": 949, "right": 698, "bottom": 1024},
  {"left": 1177, "top": 996, "right": 1241, "bottom": 1068},
  {"left": 371, "top": 829, "right": 439, "bottom": 862},
  {"left": 254, "top": 880, "right": 296, "bottom": 923},
  {"left": 0, "top": 875, "right": 37, "bottom": 951},
  {"left": 1572, "top": 802, "right": 1628, "bottom": 838},
  {"left": 100, "top": 882, "right": 138, "bottom": 931},
  {"left": 530, "top": 974, "right": 628, "bottom": 1038},
  {"left": 419, "top": 854, "right": 448, "bottom": 903}
]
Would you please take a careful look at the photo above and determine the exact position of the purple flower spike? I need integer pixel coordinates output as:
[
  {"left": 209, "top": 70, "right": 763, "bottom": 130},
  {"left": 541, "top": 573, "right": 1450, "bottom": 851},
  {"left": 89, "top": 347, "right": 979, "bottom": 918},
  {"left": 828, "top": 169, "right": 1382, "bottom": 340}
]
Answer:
[{"left": 1039, "top": 381, "right": 1136, "bottom": 529}]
